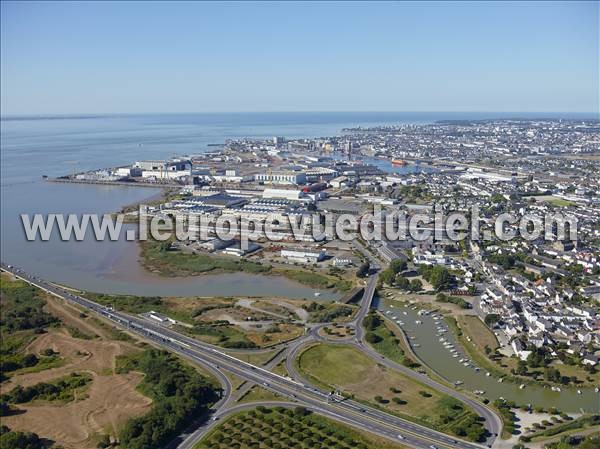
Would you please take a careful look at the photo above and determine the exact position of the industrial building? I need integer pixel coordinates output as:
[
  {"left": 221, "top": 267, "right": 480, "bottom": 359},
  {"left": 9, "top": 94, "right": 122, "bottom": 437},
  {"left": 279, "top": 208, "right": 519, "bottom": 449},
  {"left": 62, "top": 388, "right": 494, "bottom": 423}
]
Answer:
[
  {"left": 281, "top": 248, "right": 327, "bottom": 263},
  {"left": 254, "top": 170, "right": 307, "bottom": 185},
  {"left": 134, "top": 159, "right": 192, "bottom": 179}
]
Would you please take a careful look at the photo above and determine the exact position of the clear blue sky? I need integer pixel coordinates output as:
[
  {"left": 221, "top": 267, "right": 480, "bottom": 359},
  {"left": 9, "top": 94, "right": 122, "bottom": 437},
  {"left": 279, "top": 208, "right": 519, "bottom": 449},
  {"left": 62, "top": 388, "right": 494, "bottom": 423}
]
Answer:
[{"left": 1, "top": 1, "right": 598, "bottom": 115}]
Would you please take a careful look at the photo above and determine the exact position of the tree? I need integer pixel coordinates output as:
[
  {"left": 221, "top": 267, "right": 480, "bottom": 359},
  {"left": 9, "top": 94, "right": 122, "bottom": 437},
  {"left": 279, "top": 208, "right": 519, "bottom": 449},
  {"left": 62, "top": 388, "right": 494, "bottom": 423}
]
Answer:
[
  {"left": 0, "top": 402, "right": 11, "bottom": 416},
  {"left": 515, "top": 360, "right": 528, "bottom": 376},
  {"left": 395, "top": 275, "right": 410, "bottom": 290},
  {"left": 527, "top": 348, "right": 548, "bottom": 368},
  {"left": 544, "top": 367, "right": 561, "bottom": 383},
  {"left": 365, "top": 332, "right": 382, "bottom": 344},
  {"left": 429, "top": 266, "right": 450, "bottom": 290},
  {"left": 409, "top": 279, "right": 423, "bottom": 292},
  {"left": 484, "top": 314, "right": 501, "bottom": 326},
  {"left": 97, "top": 434, "right": 111, "bottom": 449},
  {"left": 380, "top": 269, "right": 396, "bottom": 286},
  {"left": 293, "top": 406, "right": 309, "bottom": 417},
  {"left": 363, "top": 312, "right": 382, "bottom": 331},
  {"left": 389, "top": 259, "right": 407, "bottom": 274},
  {"left": 491, "top": 193, "right": 506, "bottom": 203},
  {"left": 0, "top": 431, "right": 43, "bottom": 449},
  {"left": 356, "top": 262, "right": 370, "bottom": 278}
]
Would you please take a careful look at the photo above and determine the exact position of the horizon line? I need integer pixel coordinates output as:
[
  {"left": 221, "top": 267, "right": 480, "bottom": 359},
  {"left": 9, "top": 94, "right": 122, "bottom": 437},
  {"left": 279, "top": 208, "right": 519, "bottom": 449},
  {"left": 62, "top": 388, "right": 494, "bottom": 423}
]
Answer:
[{"left": 2, "top": 109, "right": 599, "bottom": 120}]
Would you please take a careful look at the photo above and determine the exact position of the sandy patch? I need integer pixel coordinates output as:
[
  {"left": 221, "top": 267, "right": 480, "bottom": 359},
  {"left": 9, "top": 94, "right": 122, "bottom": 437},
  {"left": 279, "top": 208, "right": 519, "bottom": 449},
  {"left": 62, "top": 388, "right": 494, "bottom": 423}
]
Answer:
[
  {"left": 1, "top": 292, "right": 151, "bottom": 448},
  {"left": 3, "top": 329, "right": 129, "bottom": 390},
  {"left": 3, "top": 371, "right": 151, "bottom": 448}
]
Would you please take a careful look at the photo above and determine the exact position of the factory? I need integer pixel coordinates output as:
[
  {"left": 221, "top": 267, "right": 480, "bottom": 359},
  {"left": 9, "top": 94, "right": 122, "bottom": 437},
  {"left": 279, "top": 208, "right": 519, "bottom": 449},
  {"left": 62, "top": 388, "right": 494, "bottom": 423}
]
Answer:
[
  {"left": 281, "top": 248, "right": 327, "bottom": 263},
  {"left": 134, "top": 159, "right": 192, "bottom": 179},
  {"left": 254, "top": 170, "right": 307, "bottom": 185}
]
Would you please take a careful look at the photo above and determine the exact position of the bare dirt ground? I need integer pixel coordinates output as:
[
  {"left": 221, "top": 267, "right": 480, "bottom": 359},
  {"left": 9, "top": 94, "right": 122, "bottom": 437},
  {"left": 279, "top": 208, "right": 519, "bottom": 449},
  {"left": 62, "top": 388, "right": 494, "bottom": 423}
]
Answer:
[
  {"left": 162, "top": 295, "right": 233, "bottom": 315},
  {"left": 237, "top": 298, "right": 293, "bottom": 321},
  {"left": 253, "top": 298, "right": 310, "bottom": 322},
  {"left": 1, "top": 295, "right": 153, "bottom": 449},
  {"left": 492, "top": 411, "right": 582, "bottom": 449},
  {"left": 2, "top": 371, "right": 151, "bottom": 448}
]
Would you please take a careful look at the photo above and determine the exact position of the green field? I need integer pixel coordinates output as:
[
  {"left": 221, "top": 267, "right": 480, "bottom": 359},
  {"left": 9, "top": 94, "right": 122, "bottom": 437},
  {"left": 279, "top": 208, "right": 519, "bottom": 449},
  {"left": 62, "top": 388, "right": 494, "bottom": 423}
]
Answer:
[
  {"left": 141, "top": 239, "right": 271, "bottom": 275},
  {"left": 140, "top": 239, "right": 352, "bottom": 291},
  {"left": 457, "top": 315, "right": 499, "bottom": 353},
  {"left": 237, "top": 385, "right": 283, "bottom": 404},
  {"left": 195, "top": 406, "right": 408, "bottom": 449},
  {"left": 364, "top": 313, "right": 419, "bottom": 368},
  {"left": 296, "top": 344, "right": 486, "bottom": 441}
]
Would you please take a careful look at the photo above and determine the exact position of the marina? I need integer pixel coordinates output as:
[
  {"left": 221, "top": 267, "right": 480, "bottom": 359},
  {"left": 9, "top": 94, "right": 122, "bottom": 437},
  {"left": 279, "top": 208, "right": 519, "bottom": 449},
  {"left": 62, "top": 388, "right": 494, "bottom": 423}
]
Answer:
[{"left": 377, "top": 297, "right": 600, "bottom": 413}]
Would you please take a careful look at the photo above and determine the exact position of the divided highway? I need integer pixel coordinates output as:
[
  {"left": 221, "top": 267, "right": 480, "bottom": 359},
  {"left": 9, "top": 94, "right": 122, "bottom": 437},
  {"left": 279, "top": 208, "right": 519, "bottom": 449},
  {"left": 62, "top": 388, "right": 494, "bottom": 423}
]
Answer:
[{"left": 1, "top": 263, "right": 495, "bottom": 449}]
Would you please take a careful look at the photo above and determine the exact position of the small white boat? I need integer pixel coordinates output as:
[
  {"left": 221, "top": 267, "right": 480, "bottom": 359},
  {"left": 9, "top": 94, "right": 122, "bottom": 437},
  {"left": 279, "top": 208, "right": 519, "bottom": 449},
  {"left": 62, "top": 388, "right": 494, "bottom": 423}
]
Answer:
[
  {"left": 577, "top": 390, "right": 582, "bottom": 395},
  {"left": 454, "top": 380, "right": 464, "bottom": 386},
  {"left": 474, "top": 390, "right": 485, "bottom": 395},
  {"left": 413, "top": 343, "right": 421, "bottom": 348},
  {"left": 486, "top": 372, "right": 491, "bottom": 377},
  {"left": 415, "top": 320, "right": 422, "bottom": 324},
  {"left": 595, "top": 387, "right": 599, "bottom": 393},
  {"left": 498, "top": 378, "right": 503, "bottom": 383},
  {"left": 314, "top": 292, "right": 321, "bottom": 297},
  {"left": 453, "top": 354, "right": 459, "bottom": 358},
  {"left": 519, "top": 384, "right": 526, "bottom": 390}
]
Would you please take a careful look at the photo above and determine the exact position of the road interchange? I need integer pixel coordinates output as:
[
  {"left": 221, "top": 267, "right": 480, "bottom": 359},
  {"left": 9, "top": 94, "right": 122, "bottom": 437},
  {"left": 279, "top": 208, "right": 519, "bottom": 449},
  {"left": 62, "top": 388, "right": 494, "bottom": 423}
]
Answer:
[{"left": 1, "top": 262, "right": 501, "bottom": 449}]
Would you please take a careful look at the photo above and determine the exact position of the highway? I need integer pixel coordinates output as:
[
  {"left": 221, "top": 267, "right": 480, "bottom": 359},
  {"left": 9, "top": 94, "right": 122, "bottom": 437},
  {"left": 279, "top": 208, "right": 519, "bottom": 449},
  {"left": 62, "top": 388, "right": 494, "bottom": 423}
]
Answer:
[
  {"left": 285, "top": 271, "right": 501, "bottom": 445},
  {"left": 351, "top": 275, "right": 502, "bottom": 446},
  {"left": 2, "top": 262, "right": 494, "bottom": 449},
  {"left": 349, "top": 274, "right": 379, "bottom": 342}
]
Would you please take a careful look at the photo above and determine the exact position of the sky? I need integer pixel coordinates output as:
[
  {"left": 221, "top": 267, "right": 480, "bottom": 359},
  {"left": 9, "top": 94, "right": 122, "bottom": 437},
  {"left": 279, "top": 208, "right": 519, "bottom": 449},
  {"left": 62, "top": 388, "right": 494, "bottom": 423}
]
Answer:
[{"left": 1, "top": 1, "right": 598, "bottom": 115}]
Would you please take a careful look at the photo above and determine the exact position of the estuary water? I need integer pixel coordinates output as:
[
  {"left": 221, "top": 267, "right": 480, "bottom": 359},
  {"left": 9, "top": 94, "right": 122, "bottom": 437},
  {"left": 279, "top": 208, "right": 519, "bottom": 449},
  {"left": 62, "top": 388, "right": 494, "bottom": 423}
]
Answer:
[
  {"left": 0, "top": 111, "right": 587, "bottom": 298},
  {"left": 0, "top": 111, "right": 441, "bottom": 298}
]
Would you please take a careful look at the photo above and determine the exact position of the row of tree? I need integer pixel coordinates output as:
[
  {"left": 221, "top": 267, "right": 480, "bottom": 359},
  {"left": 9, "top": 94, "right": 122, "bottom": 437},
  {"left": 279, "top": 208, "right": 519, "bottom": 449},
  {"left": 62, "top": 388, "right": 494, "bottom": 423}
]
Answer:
[
  {"left": 1, "top": 372, "right": 91, "bottom": 405},
  {"left": 0, "top": 425, "right": 43, "bottom": 449}
]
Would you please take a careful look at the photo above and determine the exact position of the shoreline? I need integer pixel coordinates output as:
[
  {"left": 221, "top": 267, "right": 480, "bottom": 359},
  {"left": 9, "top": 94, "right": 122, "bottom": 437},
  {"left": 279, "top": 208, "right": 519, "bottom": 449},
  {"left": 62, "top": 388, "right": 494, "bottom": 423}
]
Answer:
[{"left": 137, "top": 238, "right": 354, "bottom": 295}]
